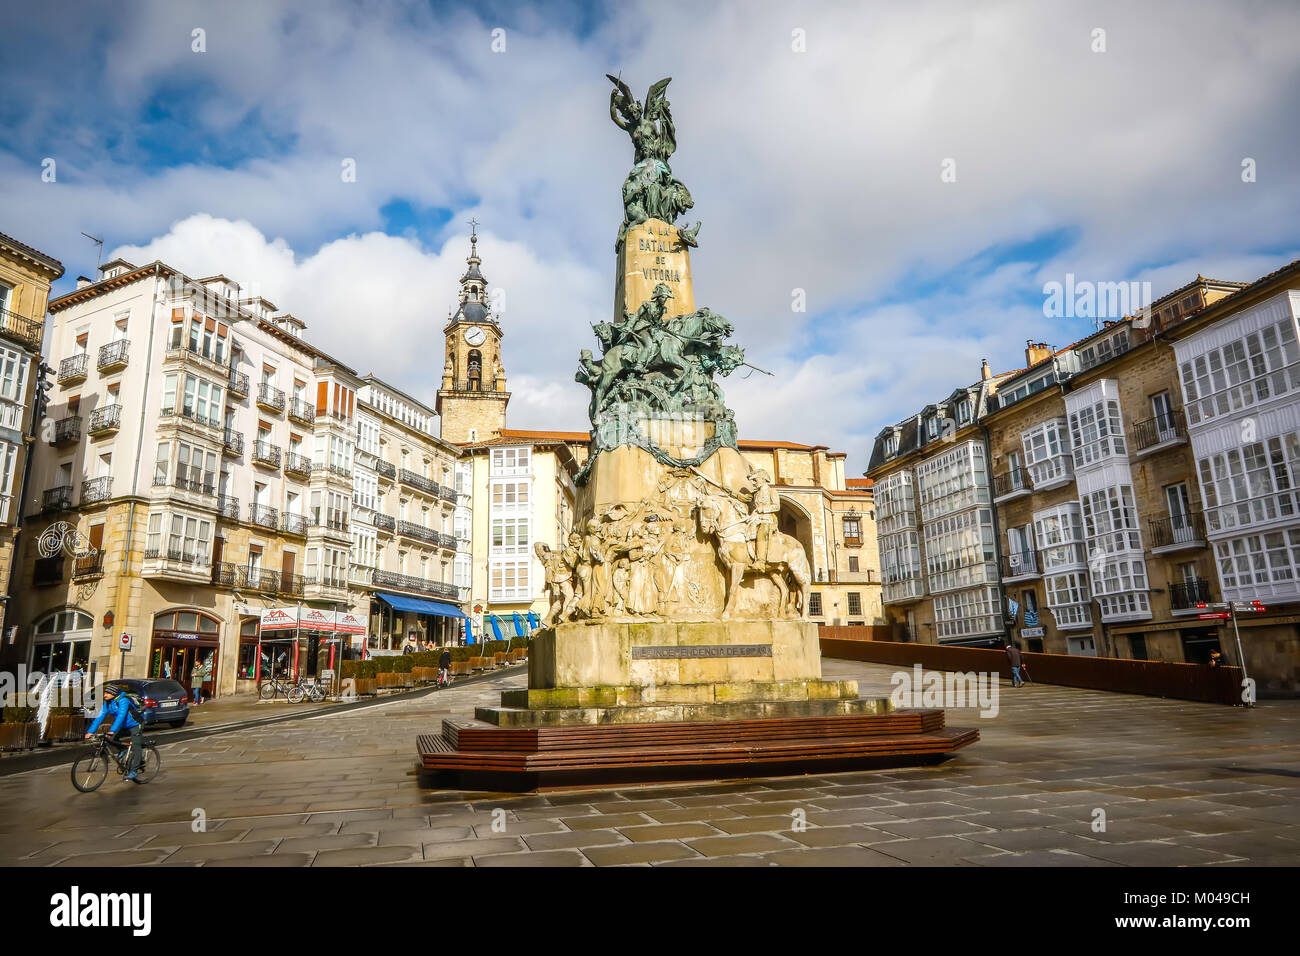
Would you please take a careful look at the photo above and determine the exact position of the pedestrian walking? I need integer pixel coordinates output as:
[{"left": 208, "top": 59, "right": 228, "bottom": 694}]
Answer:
[{"left": 1004, "top": 642, "right": 1025, "bottom": 687}]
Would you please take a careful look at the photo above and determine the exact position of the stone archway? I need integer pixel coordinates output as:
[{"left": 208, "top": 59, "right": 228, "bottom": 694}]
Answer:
[{"left": 776, "top": 496, "right": 814, "bottom": 564}]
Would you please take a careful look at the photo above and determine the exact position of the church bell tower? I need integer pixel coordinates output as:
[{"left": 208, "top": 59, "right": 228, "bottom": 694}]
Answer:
[{"left": 436, "top": 222, "right": 510, "bottom": 443}]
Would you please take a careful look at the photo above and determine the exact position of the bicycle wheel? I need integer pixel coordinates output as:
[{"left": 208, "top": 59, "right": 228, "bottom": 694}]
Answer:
[
  {"left": 259, "top": 680, "right": 278, "bottom": 700},
  {"left": 287, "top": 684, "right": 306, "bottom": 704},
  {"left": 136, "top": 744, "right": 161, "bottom": 783},
  {"left": 71, "top": 750, "right": 110, "bottom": 792}
]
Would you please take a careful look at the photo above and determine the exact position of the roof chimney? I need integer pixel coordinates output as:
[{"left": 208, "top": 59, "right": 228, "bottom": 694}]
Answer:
[
  {"left": 76, "top": 275, "right": 92, "bottom": 289},
  {"left": 1025, "top": 341, "right": 1053, "bottom": 366},
  {"left": 981, "top": 358, "right": 992, "bottom": 381}
]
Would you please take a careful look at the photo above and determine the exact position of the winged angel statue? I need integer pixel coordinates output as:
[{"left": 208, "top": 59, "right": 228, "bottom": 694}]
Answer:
[{"left": 607, "top": 75, "right": 701, "bottom": 250}]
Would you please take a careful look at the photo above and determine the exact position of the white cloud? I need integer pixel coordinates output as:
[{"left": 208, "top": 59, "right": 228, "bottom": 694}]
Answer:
[{"left": 2, "top": 0, "right": 1297, "bottom": 473}]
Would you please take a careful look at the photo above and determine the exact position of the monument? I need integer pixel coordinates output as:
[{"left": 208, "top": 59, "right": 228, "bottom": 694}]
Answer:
[{"left": 418, "top": 76, "right": 976, "bottom": 789}]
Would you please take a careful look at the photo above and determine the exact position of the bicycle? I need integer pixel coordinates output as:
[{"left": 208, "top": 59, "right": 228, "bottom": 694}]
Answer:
[
  {"left": 71, "top": 733, "right": 161, "bottom": 792},
  {"left": 258, "top": 675, "right": 297, "bottom": 700},
  {"left": 288, "top": 679, "right": 330, "bottom": 703}
]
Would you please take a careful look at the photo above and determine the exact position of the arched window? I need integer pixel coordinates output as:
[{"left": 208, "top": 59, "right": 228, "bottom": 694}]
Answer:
[
  {"left": 467, "top": 349, "right": 482, "bottom": 390},
  {"left": 152, "top": 610, "right": 220, "bottom": 635},
  {"left": 31, "top": 608, "right": 93, "bottom": 672}
]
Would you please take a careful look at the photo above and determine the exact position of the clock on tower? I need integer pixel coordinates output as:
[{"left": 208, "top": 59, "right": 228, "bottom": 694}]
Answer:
[{"left": 436, "top": 224, "right": 510, "bottom": 443}]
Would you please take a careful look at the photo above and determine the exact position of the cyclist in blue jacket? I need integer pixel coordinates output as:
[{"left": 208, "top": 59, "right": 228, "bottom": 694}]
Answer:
[{"left": 85, "top": 684, "right": 144, "bottom": 782}]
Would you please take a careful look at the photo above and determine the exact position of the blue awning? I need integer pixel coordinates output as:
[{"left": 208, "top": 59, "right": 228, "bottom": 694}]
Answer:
[
  {"left": 376, "top": 592, "right": 467, "bottom": 619},
  {"left": 512, "top": 613, "right": 526, "bottom": 637},
  {"left": 526, "top": 612, "right": 539, "bottom": 630},
  {"left": 463, "top": 618, "right": 474, "bottom": 644},
  {"left": 488, "top": 615, "right": 503, "bottom": 641}
]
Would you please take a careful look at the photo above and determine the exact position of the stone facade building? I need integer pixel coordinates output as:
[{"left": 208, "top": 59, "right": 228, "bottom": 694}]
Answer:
[
  {"left": 0, "top": 232, "right": 64, "bottom": 636},
  {"left": 9, "top": 257, "right": 471, "bottom": 699},
  {"left": 868, "top": 261, "right": 1300, "bottom": 696}
]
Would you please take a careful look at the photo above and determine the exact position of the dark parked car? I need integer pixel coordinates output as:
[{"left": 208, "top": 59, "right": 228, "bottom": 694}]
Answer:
[{"left": 105, "top": 678, "right": 191, "bottom": 728}]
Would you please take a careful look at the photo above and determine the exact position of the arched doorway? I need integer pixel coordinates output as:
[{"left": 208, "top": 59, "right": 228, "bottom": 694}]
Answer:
[
  {"left": 776, "top": 497, "right": 814, "bottom": 564},
  {"left": 150, "top": 609, "right": 221, "bottom": 700}
]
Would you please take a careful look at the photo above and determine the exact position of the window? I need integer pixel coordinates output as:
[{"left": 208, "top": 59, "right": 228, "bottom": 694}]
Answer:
[
  {"left": 353, "top": 471, "right": 378, "bottom": 511},
  {"left": 1044, "top": 572, "right": 1092, "bottom": 628},
  {"left": 923, "top": 507, "right": 997, "bottom": 593},
  {"left": 915, "top": 441, "right": 989, "bottom": 522},
  {"left": 808, "top": 592, "right": 823, "bottom": 616},
  {"left": 1197, "top": 432, "right": 1300, "bottom": 534},
  {"left": 1078, "top": 329, "right": 1131, "bottom": 370},
  {"left": 490, "top": 558, "right": 530, "bottom": 601},
  {"left": 355, "top": 415, "right": 380, "bottom": 456},
  {"left": 1180, "top": 317, "right": 1300, "bottom": 425},
  {"left": 847, "top": 592, "right": 862, "bottom": 616},
  {"left": 932, "top": 586, "right": 1001, "bottom": 640},
  {"left": 848, "top": 555, "right": 859, "bottom": 573},
  {"left": 882, "top": 431, "right": 900, "bottom": 457},
  {"left": 1034, "top": 502, "right": 1088, "bottom": 570},
  {"left": 490, "top": 446, "right": 531, "bottom": 477},
  {"left": 875, "top": 469, "right": 916, "bottom": 534},
  {"left": 146, "top": 511, "right": 211, "bottom": 565},
  {"left": 1068, "top": 397, "right": 1126, "bottom": 466},
  {"left": 492, "top": 480, "right": 531, "bottom": 509},
  {"left": 1215, "top": 528, "right": 1300, "bottom": 595},
  {"left": 491, "top": 516, "right": 530, "bottom": 555},
  {"left": 1079, "top": 485, "right": 1143, "bottom": 556},
  {"left": 842, "top": 515, "right": 862, "bottom": 544},
  {"left": 0, "top": 345, "right": 27, "bottom": 403}
]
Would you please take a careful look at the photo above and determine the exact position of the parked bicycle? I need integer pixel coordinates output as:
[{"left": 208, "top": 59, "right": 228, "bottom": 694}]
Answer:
[
  {"left": 71, "top": 733, "right": 161, "bottom": 792},
  {"left": 288, "top": 678, "right": 331, "bottom": 703},
  {"left": 258, "top": 675, "right": 297, "bottom": 701}
]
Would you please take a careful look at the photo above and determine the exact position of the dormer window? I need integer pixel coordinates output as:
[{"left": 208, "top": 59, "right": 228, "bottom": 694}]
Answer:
[
  {"left": 925, "top": 416, "right": 941, "bottom": 440},
  {"left": 956, "top": 399, "right": 972, "bottom": 425},
  {"left": 883, "top": 432, "right": 899, "bottom": 457}
]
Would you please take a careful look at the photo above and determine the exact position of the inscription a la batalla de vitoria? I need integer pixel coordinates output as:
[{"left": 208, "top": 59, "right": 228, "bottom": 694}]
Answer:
[{"left": 637, "top": 225, "right": 685, "bottom": 284}]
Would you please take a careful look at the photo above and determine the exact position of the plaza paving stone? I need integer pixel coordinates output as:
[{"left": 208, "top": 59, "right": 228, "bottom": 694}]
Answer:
[{"left": 1, "top": 659, "right": 1297, "bottom": 866}]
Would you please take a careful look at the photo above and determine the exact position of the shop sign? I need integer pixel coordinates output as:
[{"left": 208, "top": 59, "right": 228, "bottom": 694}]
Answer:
[
  {"left": 260, "top": 606, "right": 300, "bottom": 631},
  {"left": 335, "top": 611, "right": 367, "bottom": 635},
  {"left": 299, "top": 608, "right": 336, "bottom": 632},
  {"left": 1020, "top": 627, "right": 1044, "bottom": 638}
]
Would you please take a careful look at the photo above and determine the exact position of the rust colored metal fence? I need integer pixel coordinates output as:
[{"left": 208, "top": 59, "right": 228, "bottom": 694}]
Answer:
[{"left": 819, "top": 631, "right": 1244, "bottom": 706}]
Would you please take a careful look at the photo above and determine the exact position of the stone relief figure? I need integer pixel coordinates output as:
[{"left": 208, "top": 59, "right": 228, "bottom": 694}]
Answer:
[
  {"left": 695, "top": 485, "right": 811, "bottom": 619},
  {"left": 535, "top": 541, "right": 576, "bottom": 627},
  {"left": 741, "top": 466, "right": 781, "bottom": 566}
]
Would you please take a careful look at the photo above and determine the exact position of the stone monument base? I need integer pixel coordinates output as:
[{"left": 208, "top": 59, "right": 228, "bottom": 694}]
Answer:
[
  {"left": 417, "top": 619, "right": 980, "bottom": 790},
  {"left": 477, "top": 619, "right": 867, "bottom": 727}
]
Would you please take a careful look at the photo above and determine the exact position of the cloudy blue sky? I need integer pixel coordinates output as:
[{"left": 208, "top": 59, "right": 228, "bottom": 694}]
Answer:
[{"left": 3, "top": 0, "right": 1298, "bottom": 473}]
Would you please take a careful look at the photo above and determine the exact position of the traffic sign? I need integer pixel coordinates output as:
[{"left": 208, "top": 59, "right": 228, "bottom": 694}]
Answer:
[
  {"left": 118, "top": 632, "right": 133, "bottom": 651},
  {"left": 1197, "top": 613, "right": 1231, "bottom": 620}
]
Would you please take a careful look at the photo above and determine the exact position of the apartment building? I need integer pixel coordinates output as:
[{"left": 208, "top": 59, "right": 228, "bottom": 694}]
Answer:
[
  {"left": 0, "top": 232, "right": 64, "bottom": 636},
  {"left": 10, "top": 255, "right": 469, "bottom": 698},
  {"left": 352, "top": 376, "right": 470, "bottom": 649},
  {"left": 867, "top": 368, "right": 1012, "bottom": 645},
  {"left": 1162, "top": 261, "right": 1300, "bottom": 695},
  {"left": 982, "top": 274, "right": 1242, "bottom": 662},
  {"left": 867, "top": 263, "right": 1300, "bottom": 695}
]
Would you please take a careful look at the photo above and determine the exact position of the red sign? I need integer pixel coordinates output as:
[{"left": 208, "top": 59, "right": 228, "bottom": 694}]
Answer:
[
  {"left": 118, "top": 632, "right": 133, "bottom": 651},
  {"left": 1198, "top": 612, "right": 1231, "bottom": 620}
]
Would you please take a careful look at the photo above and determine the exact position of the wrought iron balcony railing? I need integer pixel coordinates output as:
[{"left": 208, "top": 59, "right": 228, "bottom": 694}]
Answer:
[
  {"left": 43, "top": 485, "right": 73, "bottom": 511},
  {"left": 279, "top": 572, "right": 307, "bottom": 597},
  {"left": 371, "top": 569, "right": 459, "bottom": 600},
  {"left": 257, "top": 382, "right": 285, "bottom": 411},
  {"left": 222, "top": 428, "right": 244, "bottom": 455},
  {"left": 1148, "top": 511, "right": 1206, "bottom": 550},
  {"left": 1169, "top": 577, "right": 1214, "bottom": 611},
  {"left": 285, "top": 453, "right": 312, "bottom": 477},
  {"left": 288, "top": 398, "right": 315, "bottom": 424},
  {"left": 248, "top": 503, "right": 279, "bottom": 529},
  {"left": 54, "top": 415, "right": 82, "bottom": 445},
  {"left": 1001, "top": 549, "right": 1041, "bottom": 578},
  {"left": 88, "top": 404, "right": 122, "bottom": 435},
  {"left": 374, "top": 512, "right": 396, "bottom": 531},
  {"left": 398, "top": 468, "right": 438, "bottom": 495},
  {"left": 58, "top": 353, "right": 88, "bottom": 383},
  {"left": 375, "top": 460, "right": 396, "bottom": 479},
  {"left": 1133, "top": 410, "right": 1187, "bottom": 452},
  {"left": 216, "top": 494, "right": 240, "bottom": 520},
  {"left": 0, "top": 306, "right": 42, "bottom": 349},
  {"left": 80, "top": 475, "right": 113, "bottom": 505},
  {"left": 252, "top": 441, "right": 281, "bottom": 468},
  {"left": 228, "top": 370, "right": 250, "bottom": 397},
  {"left": 73, "top": 551, "right": 105, "bottom": 578},
  {"left": 160, "top": 403, "right": 222, "bottom": 430},
  {"left": 992, "top": 468, "right": 1032, "bottom": 499},
  {"left": 281, "top": 512, "right": 309, "bottom": 536},
  {"left": 97, "top": 339, "right": 129, "bottom": 371},
  {"left": 312, "top": 508, "right": 350, "bottom": 533}
]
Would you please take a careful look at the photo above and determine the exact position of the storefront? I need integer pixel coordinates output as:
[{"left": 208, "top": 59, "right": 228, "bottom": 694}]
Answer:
[
  {"left": 371, "top": 592, "right": 467, "bottom": 650},
  {"left": 29, "top": 608, "right": 93, "bottom": 673},
  {"left": 149, "top": 609, "right": 221, "bottom": 698},
  {"left": 255, "top": 606, "right": 368, "bottom": 681}
]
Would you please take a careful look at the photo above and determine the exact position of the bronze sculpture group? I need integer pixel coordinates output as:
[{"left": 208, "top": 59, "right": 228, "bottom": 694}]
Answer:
[{"left": 537, "top": 465, "right": 811, "bottom": 626}]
